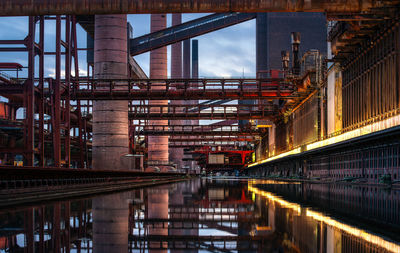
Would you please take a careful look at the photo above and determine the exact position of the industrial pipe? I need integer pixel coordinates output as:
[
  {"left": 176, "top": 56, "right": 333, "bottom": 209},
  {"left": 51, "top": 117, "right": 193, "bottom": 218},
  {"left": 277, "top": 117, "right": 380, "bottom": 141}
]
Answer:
[
  {"left": 291, "top": 32, "right": 301, "bottom": 76},
  {"left": 0, "top": 0, "right": 392, "bottom": 16},
  {"left": 281, "top": 51, "right": 290, "bottom": 71}
]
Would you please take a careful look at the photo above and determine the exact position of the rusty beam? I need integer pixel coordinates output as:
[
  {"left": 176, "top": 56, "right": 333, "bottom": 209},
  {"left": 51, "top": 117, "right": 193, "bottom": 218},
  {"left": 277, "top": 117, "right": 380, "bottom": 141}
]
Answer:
[{"left": 0, "top": 1, "right": 395, "bottom": 16}]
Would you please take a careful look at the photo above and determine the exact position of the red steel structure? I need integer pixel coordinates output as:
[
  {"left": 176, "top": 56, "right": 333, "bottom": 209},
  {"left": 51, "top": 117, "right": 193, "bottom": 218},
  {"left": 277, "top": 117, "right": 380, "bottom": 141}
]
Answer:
[
  {"left": 1, "top": 0, "right": 398, "bottom": 16},
  {"left": 0, "top": 16, "right": 89, "bottom": 168},
  {"left": 70, "top": 78, "right": 296, "bottom": 100}
]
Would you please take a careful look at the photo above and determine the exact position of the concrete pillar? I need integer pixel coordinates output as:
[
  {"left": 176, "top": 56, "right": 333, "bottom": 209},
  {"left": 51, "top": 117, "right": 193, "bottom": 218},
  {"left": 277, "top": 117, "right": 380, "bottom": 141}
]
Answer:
[
  {"left": 182, "top": 39, "right": 192, "bottom": 170},
  {"left": 183, "top": 39, "right": 191, "bottom": 80},
  {"left": 190, "top": 40, "right": 199, "bottom": 172},
  {"left": 93, "top": 192, "right": 129, "bottom": 253},
  {"left": 169, "top": 14, "right": 184, "bottom": 170},
  {"left": 191, "top": 40, "right": 199, "bottom": 79},
  {"left": 92, "top": 15, "right": 128, "bottom": 170},
  {"left": 191, "top": 39, "right": 199, "bottom": 127},
  {"left": 148, "top": 14, "right": 169, "bottom": 165}
]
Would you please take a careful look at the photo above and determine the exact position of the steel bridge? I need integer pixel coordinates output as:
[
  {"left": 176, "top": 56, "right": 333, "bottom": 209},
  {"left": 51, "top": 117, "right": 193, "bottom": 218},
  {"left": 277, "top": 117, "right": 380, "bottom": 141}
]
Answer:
[
  {"left": 128, "top": 104, "right": 277, "bottom": 120},
  {"left": 132, "top": 125, "right": 263, "bottom": 136},
  {"left": 70, "top": 78, "right": 296, "bottom": 100}
]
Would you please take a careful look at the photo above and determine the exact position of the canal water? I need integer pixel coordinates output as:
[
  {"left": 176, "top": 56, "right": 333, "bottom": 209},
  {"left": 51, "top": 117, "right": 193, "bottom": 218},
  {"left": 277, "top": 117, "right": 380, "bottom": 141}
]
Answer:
[{"left": 0, "top": 179, "right": 399, "bottom": 252}]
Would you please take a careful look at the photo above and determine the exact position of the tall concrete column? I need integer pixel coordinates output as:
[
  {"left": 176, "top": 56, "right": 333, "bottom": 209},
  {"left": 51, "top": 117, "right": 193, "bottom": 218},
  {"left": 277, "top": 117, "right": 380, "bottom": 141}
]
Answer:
[
  {"left": 182, "top": 39, "right": 192, "bottom": 170},
  {"left": 190, "top": 40, "right": 199, "bottom": 172},
  {"left": 92, "top": 15, "right": 128, "bottom": 170},
  {"left": 148, "top": 14, "right": 169, "bottom": 165},
  {"left": 169, "top": 14, "right": 184, "bottom": 170},
  {"left": 191, "top": 39, "right": 199, "bottom": 127}
]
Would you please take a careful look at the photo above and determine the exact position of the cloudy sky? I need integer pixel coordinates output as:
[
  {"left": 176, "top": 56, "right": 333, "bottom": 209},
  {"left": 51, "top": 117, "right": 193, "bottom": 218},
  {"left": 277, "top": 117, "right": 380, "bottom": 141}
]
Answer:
[{"left": 0, "top": 14, "right": 256, "bottom": 80}]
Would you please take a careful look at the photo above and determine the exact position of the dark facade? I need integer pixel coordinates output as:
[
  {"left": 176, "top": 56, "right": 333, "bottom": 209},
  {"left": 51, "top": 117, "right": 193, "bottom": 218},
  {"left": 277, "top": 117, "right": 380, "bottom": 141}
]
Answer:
[{"left": 256, "top": 12, "right": 327, "bottom": 72}]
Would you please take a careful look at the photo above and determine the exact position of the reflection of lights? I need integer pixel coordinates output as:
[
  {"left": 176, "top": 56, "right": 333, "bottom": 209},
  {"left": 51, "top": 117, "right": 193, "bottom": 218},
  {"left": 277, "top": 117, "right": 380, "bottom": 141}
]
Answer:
[
  {"left": 306, "top": 209, "right": 400, "bottom": 253},
  {"left": 248, "top": 183, "right": 301, "bottom": 214},
  {"left": 248, "top": 115, "right": 400, "bottom": 168},
  {"left": 248, "top": 181, "right": 400, "bottom": 253}
]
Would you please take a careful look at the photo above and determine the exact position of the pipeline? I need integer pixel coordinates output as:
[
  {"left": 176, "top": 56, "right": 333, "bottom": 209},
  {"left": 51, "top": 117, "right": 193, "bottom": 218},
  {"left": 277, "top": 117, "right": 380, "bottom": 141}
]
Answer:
[{"left": 0, "top": 0, "right": 395, "bottom": 16}]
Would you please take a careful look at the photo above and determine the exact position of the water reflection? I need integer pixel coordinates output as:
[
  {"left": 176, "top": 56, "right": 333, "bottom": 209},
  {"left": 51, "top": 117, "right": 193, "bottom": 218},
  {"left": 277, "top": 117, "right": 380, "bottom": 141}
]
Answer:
[{"left": 0, "top": 179, "right": 399, "bottom": 252}]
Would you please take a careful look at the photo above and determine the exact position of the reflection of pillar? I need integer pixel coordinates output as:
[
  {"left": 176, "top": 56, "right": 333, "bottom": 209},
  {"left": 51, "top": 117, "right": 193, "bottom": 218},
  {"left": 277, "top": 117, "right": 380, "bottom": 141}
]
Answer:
[
  {"left": 147, "top": 188, "right": 169, "bottom": 252},
  {"left": 169, "top": 14, "right": 183, "bottom": 170},
  {"left": 326, "top": 226, "right": 334, "bottom": 253},
  {"left": 24, "top": 208, "right": 34, "bottom": 253},
  {"left": 93, "top": 193, "right": 129, "bottom": 253},
  {"left": 92, "top": 15, "right": 128, "bottom": 170},
  {"left": 148, "top": 14, "right": 169, "bottom": 165},
  {"left": 268, "top": 201, "right": 275, "bottom": 231},
  {"left": 169, "top": 182, "right": 185, "bottom": 253}
]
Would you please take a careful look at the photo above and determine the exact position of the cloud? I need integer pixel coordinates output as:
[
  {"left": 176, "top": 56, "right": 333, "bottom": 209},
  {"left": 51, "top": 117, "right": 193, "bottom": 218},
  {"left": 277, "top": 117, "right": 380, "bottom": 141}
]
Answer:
[
  {"left": 1, "top": 14, "right": 257, "bottom": 80},
  {"left": 129, "top": 14, "right": 256, "bottom": 78}
]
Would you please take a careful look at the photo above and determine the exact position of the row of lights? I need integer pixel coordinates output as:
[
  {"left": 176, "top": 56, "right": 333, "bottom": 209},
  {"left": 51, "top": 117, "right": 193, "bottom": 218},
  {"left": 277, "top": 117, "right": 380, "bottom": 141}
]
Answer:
[{"left": 248, "top": 114, "right": 400, "bottom": 168}]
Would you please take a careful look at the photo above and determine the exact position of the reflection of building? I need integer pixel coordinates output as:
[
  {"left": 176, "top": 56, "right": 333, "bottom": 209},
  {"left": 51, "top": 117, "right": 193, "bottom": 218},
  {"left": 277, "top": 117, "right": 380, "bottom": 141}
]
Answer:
[
  {"left": 248, "top": 181, "right": 400, "bottom": 253},
  {"left": 2, "top": 179, "right": 399, "bottom": 252},
  {"left": 130, "top": 179, "right": 270, "bottom": 251}
]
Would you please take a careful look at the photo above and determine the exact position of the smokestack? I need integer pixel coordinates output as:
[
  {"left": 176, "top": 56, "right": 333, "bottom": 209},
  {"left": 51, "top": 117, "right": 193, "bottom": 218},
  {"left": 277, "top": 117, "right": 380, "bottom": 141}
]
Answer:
[
  {"left": 291, "top": 32, "right": 301, "bottom": 75},
  {"left": 281, "top": 50, "right": 290, "bottom": 72},
  {"left": 183, "top": 39, "right": 191, "bottom": 79},
  {"left": 170, "top": 13, "right": 183, "bottom": 171},
  {"left": 192, "top": 40, "right": 199, "bottom": 79},
  {"left": 148, "top": 14, "right": 168, "bottom": 166},
  {"left": 190, "top": 40, "right": 199, "bottom": 172}
]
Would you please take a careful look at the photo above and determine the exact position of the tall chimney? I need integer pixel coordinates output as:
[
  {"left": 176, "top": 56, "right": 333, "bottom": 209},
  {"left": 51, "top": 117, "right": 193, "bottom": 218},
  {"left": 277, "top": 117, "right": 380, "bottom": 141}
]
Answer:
[
  {"left": 291, "top": 32, "right": 301, "bottom": 75},
  {"left": 148, "top": 14, "right": 169, "bottom": 166}
]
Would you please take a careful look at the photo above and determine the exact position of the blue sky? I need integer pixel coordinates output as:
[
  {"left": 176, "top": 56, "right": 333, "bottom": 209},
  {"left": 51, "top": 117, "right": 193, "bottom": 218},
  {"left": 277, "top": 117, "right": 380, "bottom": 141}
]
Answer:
[{"left": 0, "top": 14, "right": 256, "bottom": 80}]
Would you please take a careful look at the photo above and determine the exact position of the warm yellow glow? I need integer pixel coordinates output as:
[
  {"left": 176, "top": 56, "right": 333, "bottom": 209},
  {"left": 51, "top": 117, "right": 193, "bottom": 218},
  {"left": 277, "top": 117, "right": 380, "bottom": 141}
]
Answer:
[
  {"left": 248, "top": 182, "right": 301, "bottom": 214},
  {"left": 248, "top": 181, "right": 400, "bottom": 253},
  {"left": 256, "top": 225, "right": 272, "bottom": 231},
  {"left": 248, "top": 147, "right": 301, "bottom": 167},
  {"left": 306, "top": 209, "right": 400, "bottom": 253},
  {"left": 248, "top": 114, "right": 400, "bottom": 168},
  {"left": 256, "top": 125, "right": 272, "bottom": 128},
  {"left": 307, "top": 114, "right": 400, "bottom": 151}
]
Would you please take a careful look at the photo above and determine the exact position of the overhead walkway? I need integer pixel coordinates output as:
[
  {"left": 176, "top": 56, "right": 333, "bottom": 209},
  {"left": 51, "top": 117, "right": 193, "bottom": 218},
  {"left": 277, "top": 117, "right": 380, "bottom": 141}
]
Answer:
[{"left": 70, "top": 78, "right": 295, "bottom": 100}]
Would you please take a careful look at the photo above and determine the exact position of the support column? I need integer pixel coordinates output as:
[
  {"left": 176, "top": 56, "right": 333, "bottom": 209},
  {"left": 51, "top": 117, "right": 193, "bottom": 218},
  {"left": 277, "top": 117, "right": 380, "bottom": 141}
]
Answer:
[
  {"left": 182, "top": 39, "right": 192, "bottom": 170},
  {"left": 183, "top": 39, "right": 191, "bottom": 128},
  {"left": 191, "top": 40, "right": 199, "bottom": 172},
  {"left": 24, "top": 17, "right": 35, "bottom": 166},
  {"left": 191, "top": 39, "right": 199, "bottom": 127},
  {"left": 148, "top": 14, "right": 169, "bottom": 166},
  {"left": 169, "top": 14, "right": 183, "bottom": 170},
  {"left": 92, "top": 15, "right": 128, "bottom": 170}
]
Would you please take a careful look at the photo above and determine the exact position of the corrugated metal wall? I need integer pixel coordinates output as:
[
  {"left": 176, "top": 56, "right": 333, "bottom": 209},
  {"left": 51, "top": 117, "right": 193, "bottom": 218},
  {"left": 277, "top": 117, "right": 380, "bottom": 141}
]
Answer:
[
  {"left": 293, "top": 93, "right": 320, "bottom": 147},
  {"left": 342, "top": 23, "right": 400, "bottom": 130}
]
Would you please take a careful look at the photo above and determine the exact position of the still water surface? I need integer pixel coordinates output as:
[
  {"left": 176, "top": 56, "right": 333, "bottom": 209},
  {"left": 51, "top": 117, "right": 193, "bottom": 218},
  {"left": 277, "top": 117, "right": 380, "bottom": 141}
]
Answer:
[{"left": 0, "top": 179, "right": 399, "bottom": 252}]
